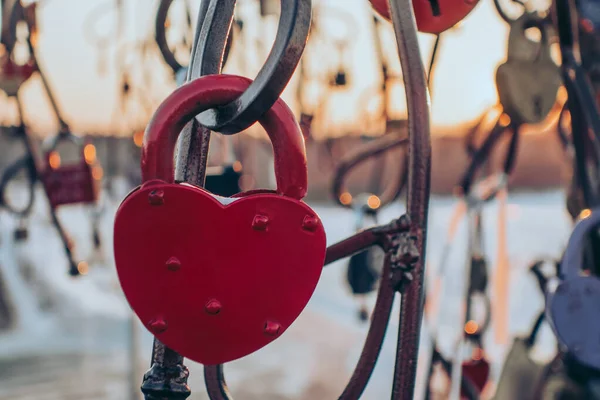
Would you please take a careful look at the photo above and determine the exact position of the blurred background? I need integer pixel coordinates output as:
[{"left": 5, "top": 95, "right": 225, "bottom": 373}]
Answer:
[{"left": 0, "top": 0, "right": 576, "bottom": 399}]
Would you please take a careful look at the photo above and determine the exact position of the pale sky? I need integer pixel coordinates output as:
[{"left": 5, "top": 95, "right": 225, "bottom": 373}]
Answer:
[{"left": 2, "top": 0, "right": 515, "bottom": 138}]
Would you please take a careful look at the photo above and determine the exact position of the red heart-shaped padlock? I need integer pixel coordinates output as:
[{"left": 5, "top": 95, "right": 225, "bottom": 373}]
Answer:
[
  {"left": 114, "top": 75, "right": 326, "bottom": 365},
  {"left": 368, "top": 0, "right": 480, "bottom": 34},
  {"left": 461, "top": 355, "right": 490, "bottom": 398}
]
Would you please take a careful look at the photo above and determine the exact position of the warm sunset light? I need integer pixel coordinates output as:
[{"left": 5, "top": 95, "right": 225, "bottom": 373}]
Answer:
[
  {"left": 579, "top": 208, "right": 592, "bottom": 220},
  {"left": 498, "top": 113, "right": 511, "bottom": 127},
  {"left": 367, "top": 195, "right": 381, "bottom": 209},
  {"left": 84, "top": 144, "right": 97, "bottom": 164},
  {"left": 48, "top": 151, "right": 61, "bottom": 169},
  {"left": 133, "top": 131, "right": 144, "bottom": 147},
  {"left": 10, "top": 1, "right": 513, "bottom": 137},
  {"left": 233, "top": 160, "right": 243, "bottom": 172},
  {"left": 340, "top": 192, "right": 353, "bottom": 205},
  {"left": 77, "top": 261, "right": 89, "bottom": 275},
  {"left": 92, "top": 166, "right": 104, "bottom": 180},
  {"left": 464, "top": 320, "right": 479, "bottom": 335}
]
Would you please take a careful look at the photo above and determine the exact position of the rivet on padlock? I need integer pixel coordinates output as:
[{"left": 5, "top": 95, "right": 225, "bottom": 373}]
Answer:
[
  {"left": 204, "top": 299, "right": 222, "bottom": 315},
  {"left": 302, "top": 215, "right": 319, "bottom": 231},
  {"left": 113, "top": 75, "right": 327, "bottom": 365},
  {"left": 165, "top": 257, "right": 181, "bottom": 271},
  {"left": 263, "top": 321, "right": 281, "bottom": 336},
  {"left": 149, "top": 318, "right": 168, "bottom": 334},
  {"left": 546, "top": 207, "right": 600, "bottom": 371},
  {"left": 495, "top": 13, "right": 562, "bottom": 125},
  {"left": 252, "top": 215, "right": 270, "bottom": 230},
  {"left": 148, "top": 190, "right": 165, "bottom": 206}
]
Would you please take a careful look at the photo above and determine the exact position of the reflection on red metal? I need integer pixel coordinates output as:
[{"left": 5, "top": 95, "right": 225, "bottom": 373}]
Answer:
[
  {"left": 41, "top": 140, "right": 100, "bottom": 208},
  {"left": 0, "top": 55, "right": 36, "bottom": 96},
  {"left": 114, "top": 75, "right": 326, "bottom": 365},
  {"left": 368, "top": 0, "right": 480, "bottom": 34}
]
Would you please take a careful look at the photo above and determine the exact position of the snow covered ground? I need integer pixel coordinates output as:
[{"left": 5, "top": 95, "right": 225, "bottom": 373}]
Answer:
[{"left": 0, "top": 181, "right": 574, "bottom": 399}]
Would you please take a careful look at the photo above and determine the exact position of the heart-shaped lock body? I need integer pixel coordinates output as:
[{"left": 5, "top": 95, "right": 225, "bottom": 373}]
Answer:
[
  {"left": 547, "top": 207, "right": 600, "bottom": 371},
  {"left": 368, "top": 0, "right": 480, "bottom": 34},
  {"left": 114, "top": 75, "right": 326, "bottom": 365},
  {"left": 495, "top": 13, "right": 562, "bottom": 125}
]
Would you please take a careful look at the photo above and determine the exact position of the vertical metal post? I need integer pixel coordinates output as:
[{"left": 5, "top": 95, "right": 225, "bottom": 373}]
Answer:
[
  {"left": 141, "top": 2, "right": 235, "bottom": 398},
  {"left": 387, "top": 0, "right": 432, "bottom": 399}
]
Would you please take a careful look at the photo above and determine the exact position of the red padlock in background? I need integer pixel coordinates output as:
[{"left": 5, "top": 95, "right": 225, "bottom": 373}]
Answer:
[
  {"left": 41, "top": 133, "right": 101, "bottom": 208},
  {"left": 461, "top": 351, "right": 490, "bottom": 398},
  {"left": 368, "top": 0, "right": 479, "bottom": 34},
  {"left": 0, "top": 55, "right": 36, "bottom": 96},
  {"left": 113, "top": 74, "right": 327, "bottom": 365}
]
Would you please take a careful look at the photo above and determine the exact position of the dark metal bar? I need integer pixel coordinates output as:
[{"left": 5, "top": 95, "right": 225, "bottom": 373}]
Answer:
[
  {"left": 196, "top": 0, "right": 312, "bottom": 135},
  {"left": 324, "top": 229, "right": 380, "bottom": 265},
  {"left": 387, "top": 0, "right": 432, "bottom": 398},
  {"left": 174, "top": 0, "right": 236, "bottom": 185},
  {"left": 143, "top": 2, "right": 235, "bottom": 398}
]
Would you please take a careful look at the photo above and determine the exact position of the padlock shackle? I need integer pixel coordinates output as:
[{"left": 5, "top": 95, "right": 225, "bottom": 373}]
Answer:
[
  {"left": 44, "top": 131, "right": 84, "bottom": 152},
  {"left": 142, "top": 74, "right": 308, "bottom": 200},
  {"left": 561, "top": 207, "right": 600, "bottom": 280}
]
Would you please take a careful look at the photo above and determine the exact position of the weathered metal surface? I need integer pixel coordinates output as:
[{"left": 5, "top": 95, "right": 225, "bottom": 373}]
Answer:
[
  {"left": 195, "top": 0, "right": 312, "bottom": 135},
  {"left": 388, "top": 0, "right": 431, "bottom": 398}
]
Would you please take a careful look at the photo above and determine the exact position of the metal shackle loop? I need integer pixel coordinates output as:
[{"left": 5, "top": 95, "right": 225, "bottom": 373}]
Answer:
[
  {"left": 142, "top": 74, "right": 308, "bottom": 200},
  {"left": 561, "top": 207, "right": 600, "bottom": 280},
  {"left": 331, "top": 133, "right": 408, "bottom": 209},
  {"left": 195, "top": 0, "right": 312, "bottom": 135}
]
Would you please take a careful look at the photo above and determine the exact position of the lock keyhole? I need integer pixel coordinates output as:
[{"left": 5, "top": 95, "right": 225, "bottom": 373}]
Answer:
[{"left": 428, "top": 0, "right": 441, "bottom": 16}]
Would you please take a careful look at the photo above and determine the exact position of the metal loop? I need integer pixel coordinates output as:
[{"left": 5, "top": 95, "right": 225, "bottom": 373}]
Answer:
[
  {"left": 173, "top": 0, "right": 235, "bottom": 185},
  {"left": 196, "top": 0, "right": 312, "bottom": 135},
  {"left": 331, "top": 133, "right": 408, "bottom": 209},
  {"left": 1, "top": 0, "right": 22, "bottom": 54},
  {"left": 494, "top": 0, "right": 527, "bottom": 24},
  {"left": 43, "top": 131, "right": 84, "bottom": 152},
  {"left": 0, "top": 153, "right": 36, "bottom": 217},
  {"left": 155, "top": 0, "right": 235, "bottom": 75},
  {"left": 459, "top": 114, "right": 513, "bottom": 196}
]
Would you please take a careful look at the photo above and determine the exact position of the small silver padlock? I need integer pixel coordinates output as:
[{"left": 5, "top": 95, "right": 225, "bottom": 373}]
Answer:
[{"left": 495, "top": 13, "right": 562, "bottom": 125}]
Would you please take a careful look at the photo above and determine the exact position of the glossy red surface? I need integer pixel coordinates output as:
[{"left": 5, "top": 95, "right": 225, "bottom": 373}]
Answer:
[
  {"left": 116, "top": 74, "right": 326, "bottom": 364},
  {"left": 114, "top": 183, "right": 326, "bottom": 364},
  {"left": 369, "top": 0, "right": 480, "bottom": 34}
]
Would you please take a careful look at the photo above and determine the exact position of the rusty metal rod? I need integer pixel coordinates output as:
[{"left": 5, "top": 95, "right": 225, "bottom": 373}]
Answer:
[{"left": 387, "top": 0, "right": 432, "bottom": 398}]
